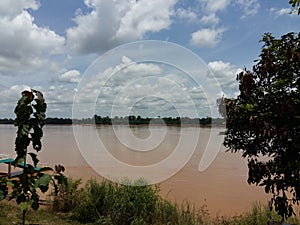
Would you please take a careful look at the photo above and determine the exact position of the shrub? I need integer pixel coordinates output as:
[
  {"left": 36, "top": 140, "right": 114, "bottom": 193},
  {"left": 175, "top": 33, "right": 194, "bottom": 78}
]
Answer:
[
  {"left": 73, "top": 178, "right": 160, "bottom": 224},
  {"left": 51, "top": 177, "right": 82, "bottom": 212}
]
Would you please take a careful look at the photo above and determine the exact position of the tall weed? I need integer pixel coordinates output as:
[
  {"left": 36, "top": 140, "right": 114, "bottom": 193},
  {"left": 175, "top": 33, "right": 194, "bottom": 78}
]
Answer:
[{"left": 50, "top": 177, "right": 299, "bottom": 225}]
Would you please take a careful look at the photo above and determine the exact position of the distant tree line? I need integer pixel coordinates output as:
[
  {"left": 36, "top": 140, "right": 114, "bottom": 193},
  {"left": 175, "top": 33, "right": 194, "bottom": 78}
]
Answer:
[
  {"left": 46, "top": 117, "right": 72, "bottom": 124},
  {"left": 0, "top": 115, "right": 224, "bottom": 126},
  {"left": 0, "top": 118, "right": 14, "bottom": 124},
  {"left": 72, "top": 115, "right": 224, "bottom": 126}
]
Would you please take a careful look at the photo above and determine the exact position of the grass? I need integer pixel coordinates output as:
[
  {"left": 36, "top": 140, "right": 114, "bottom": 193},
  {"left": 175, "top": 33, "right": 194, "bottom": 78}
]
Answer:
[
  {"left": 0, "top": 178, "right": 299, "bottom": 225},
  {"left": 0, "top": 201, "right": 81, "bottom": 225},
  {"left": 213, "top": 203, "right": 299, "bottom": 225}
]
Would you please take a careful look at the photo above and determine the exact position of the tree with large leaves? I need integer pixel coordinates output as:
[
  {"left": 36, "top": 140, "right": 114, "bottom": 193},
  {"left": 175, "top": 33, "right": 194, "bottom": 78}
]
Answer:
[
  {"left": 218, "top": 32, "right": 300, "bottom": 221},
  {"left": 0, "top": 89, "right": 66, "bottom": 225}
]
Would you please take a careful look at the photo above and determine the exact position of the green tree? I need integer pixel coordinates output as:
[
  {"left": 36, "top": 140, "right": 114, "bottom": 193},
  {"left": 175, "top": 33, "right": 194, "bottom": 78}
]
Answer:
[
  {"left": 289, "top": 0, "right": 300, "bottom": 14},
  {"left": 218, "top": 32, "right": 300, "bottom": 221},
  {"left": 0, "top": 89, "right": 66, "bottom": 225}
]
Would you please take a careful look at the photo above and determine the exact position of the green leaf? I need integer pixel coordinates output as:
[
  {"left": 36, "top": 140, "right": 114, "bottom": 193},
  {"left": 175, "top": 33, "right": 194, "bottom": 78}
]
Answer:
[
  {"left": 31, "top": 199, "right": 39, "bottom": 210},
  {"left": 35, "top": 174, "right": 52, "bottom": 188},
  {"left": 16, "top": 194, "right": 26, "bottom": 205},
  {"left": 28, "top": 153, "right": 39, "bottom": 167},
  {"left": 21, "top": 124, "right": 31, "bottom": 136}
]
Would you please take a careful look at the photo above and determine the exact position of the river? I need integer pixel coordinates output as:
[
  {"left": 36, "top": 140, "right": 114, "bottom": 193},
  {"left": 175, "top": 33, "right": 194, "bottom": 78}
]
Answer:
[{"left": 0, "top": 124, "right": 269, "bottom": 216}]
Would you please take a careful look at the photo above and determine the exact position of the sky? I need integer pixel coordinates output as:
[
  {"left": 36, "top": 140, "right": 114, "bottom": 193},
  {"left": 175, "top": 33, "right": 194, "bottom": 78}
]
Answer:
[{"left": 0, "top": 0, "right": 299, "bottom": 119}]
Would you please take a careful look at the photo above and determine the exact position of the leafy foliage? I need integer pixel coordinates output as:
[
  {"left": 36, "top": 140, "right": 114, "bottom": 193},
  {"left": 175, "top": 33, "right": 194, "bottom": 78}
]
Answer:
[
  {"left": 0, "top": 89, "right": 66, "bottom": 225},
  {"left": 289, "top": 0, "right": 300, "bottom": 14},
  {"left": 218, "top": 32, "right": 300, "bottom": 221},
  {"left": 15, "top": 90, "right": 46, "bottom": 154}
]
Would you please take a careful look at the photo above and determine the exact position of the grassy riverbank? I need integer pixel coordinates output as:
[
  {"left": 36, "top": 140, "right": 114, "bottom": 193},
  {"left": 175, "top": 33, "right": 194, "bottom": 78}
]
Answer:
[{"left": 0, "top": 178, "right": 298, "bottom": 225}]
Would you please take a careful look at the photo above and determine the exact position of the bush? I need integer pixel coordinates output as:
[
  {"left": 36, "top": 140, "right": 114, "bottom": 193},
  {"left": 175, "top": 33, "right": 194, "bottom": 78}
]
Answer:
[
  {"left": 51, "top": 177, "right": 82, "bottom": 212},
  {"left": 71, "top": 178, "right": 212, "bottom": 225},
  {"left": 73, "top": 178, "right": 160, "bottom": 224}
]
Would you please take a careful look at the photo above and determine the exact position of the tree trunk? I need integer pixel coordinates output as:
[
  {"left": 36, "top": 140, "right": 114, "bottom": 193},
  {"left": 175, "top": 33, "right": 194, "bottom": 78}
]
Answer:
[{"left": 22, "top": 210, "right": 26, "bottom": 225}]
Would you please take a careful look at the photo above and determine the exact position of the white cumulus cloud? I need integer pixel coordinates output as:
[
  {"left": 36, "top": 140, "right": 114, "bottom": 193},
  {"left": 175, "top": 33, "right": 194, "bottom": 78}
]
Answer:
[
  {"left": 202, "top": 0, "right": 231, "bottom": 13},
  {"left": 191, "top": 28, "right": 225, "bottom": 48},
  {"left": 0, "top": 5, "right": 65, "bottom": 76},
  {"left": 0, "top": 0, "right": 40, "bottom": 18},
  {"left": 0, "top": 84, "right": 31, "bottom": 117},
  {"left": 58, "top": 70, "right": 81, "bottom": 83},
  {"left": 72, "top": 56, "right": 213, "bottom": 118},
  {"left": 198, "top": 0, "right": 230, "bottom": 25},
  {"left": 208, "top": 61, "right": 241, "bottom": 97},
  {"left": 67, "top": 0, "right": 177, "bottom": 54},
  {"left": 176, "top": 8, "right": 198, "bottom": 22}
]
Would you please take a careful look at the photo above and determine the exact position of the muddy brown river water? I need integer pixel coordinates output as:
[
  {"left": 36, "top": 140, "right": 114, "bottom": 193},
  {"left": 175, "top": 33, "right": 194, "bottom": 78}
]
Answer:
[{"left": 0, "top": 124, "right": 270, "bottom": 216}]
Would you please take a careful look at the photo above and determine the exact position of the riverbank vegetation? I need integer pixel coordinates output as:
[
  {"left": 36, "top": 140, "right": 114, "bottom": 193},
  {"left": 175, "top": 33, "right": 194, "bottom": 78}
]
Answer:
[
  {"left": 0, "top": 116, "right": 225, "bottom": 126},
  {"left": 0, "top": 178, "right": 298, "bottom": 225}
]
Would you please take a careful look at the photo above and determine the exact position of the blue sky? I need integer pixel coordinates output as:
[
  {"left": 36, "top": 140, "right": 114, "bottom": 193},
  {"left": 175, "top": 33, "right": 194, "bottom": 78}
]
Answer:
[{"left": 0, "top": 0, "right": 299, "bottom": 118}]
